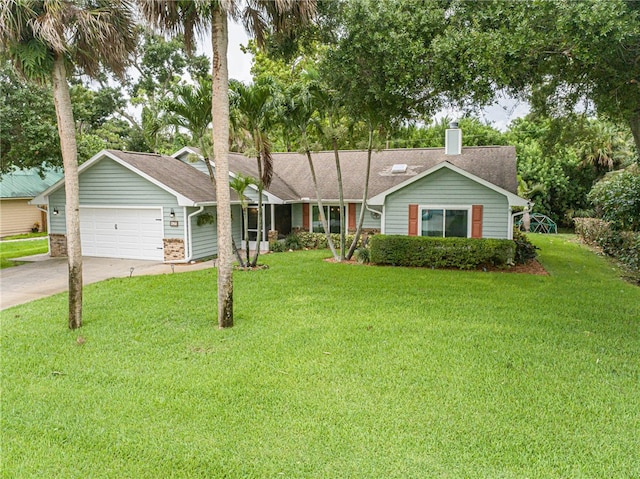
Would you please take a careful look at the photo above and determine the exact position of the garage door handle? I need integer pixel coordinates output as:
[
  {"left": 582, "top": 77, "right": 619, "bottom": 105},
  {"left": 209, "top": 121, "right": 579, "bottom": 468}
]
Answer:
[{"left": 114, "top": 224, "right": 118, "bottom": 230}]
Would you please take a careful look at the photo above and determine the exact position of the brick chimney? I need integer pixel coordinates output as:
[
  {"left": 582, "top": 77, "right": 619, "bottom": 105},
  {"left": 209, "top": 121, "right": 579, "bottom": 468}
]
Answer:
[{"left": 445, "top": 121, "right": 462, "bottom": 155}]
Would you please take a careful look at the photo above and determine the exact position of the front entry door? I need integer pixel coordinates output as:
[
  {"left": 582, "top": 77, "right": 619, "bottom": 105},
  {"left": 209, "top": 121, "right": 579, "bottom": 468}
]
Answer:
[{"left": 244, "top": 206, "right": 269, "bottom": 252}]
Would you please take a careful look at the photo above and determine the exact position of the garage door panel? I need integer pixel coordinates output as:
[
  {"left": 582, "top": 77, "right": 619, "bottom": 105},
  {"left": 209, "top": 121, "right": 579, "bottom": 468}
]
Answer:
[{"left": 80, "top": 207, "right": 164, "bottom": 260}]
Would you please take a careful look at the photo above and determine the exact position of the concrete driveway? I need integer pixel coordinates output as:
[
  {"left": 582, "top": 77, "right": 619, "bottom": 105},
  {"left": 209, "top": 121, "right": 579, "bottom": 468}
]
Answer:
[{"left": 0, "top": 254, "right": 215, "bottom": 310}]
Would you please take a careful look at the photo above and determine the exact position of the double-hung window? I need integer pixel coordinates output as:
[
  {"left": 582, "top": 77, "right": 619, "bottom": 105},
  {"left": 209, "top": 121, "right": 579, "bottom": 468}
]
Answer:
[{"left": 420, "top": 207, "right": 471, "bottom": 238}]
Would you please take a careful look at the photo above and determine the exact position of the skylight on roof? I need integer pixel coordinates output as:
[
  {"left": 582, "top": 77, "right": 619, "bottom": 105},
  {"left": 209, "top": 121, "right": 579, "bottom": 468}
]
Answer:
[{"left": 391, "top": 163, "right": 408, "bottom": 174}]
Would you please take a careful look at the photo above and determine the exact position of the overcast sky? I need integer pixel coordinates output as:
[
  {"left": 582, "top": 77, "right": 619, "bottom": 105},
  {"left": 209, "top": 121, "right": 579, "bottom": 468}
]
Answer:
[{"left": 199, "top": 22, "right": 529, "bottom": 132}]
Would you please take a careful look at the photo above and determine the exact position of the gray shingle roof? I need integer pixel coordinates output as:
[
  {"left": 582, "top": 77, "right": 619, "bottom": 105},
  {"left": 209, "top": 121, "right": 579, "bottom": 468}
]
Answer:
[
  {"left": 229, "top": 146, "right": 518, "bottom": 202},
  {"left": 107, "top": 150, "right": 238, "bottom": 204},
  {"left": 108, "top": 146, "right": 518, "bottom": 205}
]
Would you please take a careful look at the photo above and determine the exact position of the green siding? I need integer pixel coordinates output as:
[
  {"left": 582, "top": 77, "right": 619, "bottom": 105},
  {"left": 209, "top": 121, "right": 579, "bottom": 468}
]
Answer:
[
  {"left": 354, "top": 204, "right": 382, "bottom": 230},
  {"left": 177, "top": 156, "right": 210, "bottom": 175},
  {"left": 49, "top": 158, "right": 183, "bottom": 238},
  {"left": 184, "top": 205, "right": 242, "bottom": 260},
  {"left": 384, "top": 168, "right": 510, "bottom": 239},
  {"left": 190, "top": 206, "right": 217, "bottom": 259},
  {"left": 232, "top": 205, "right": 243, "bottom": 245}
]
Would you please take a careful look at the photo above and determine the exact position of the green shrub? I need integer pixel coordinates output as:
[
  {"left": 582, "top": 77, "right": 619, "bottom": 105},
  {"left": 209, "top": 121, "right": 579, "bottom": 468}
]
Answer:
[
  {"left": 369, "top": 235, "right": 515, "bottom": 269},
  {"left": 354, "top": 246, "right": 370, "bottom": 264},
  {"left": 512, "top": 229, "right": 539, "bottom": 264},
  {"left": 588, "top": 167, "right": 640, "bottom": 232},
  {"left": 574, "top": 217, "right": 639, "bottom": 282},
  {"left": 573, "top": 217, "right": 612, "bottom": 245},
  {"left": 284, "top": 234, "right": 302, "bottom": 250},
  {"left": 269, "top": 240, "right": 286, "bottom": 253}
]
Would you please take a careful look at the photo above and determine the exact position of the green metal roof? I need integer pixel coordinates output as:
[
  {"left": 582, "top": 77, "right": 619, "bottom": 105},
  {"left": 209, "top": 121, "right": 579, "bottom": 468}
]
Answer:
[{"left": 0, "top": 168, "right": 63, "bottom": 199}]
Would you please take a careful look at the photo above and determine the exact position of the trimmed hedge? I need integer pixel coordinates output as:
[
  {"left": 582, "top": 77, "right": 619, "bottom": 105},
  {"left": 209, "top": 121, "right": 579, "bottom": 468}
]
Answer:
[
  {"left": 369, "top": 235, "right": 516, "bottom": 269},
  {"left": 574, "top": 218, "right": 639, "bottom": 282}
]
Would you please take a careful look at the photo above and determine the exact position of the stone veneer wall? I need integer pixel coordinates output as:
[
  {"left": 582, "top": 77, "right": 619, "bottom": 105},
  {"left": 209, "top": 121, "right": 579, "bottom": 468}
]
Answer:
[
  {"left": 163, "top": 238, "right": 185, "bottom": 262},
  {"left": 49, "top": 233, "right": 67, "bottom": 257}
]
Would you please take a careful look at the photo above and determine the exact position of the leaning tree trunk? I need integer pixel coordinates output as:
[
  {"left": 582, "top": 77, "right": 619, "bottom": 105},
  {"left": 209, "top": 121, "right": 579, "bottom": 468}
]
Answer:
[
  {"left": 212, "top": 9, "right": 233, "bottom": 328},
  {"left": 346, "top": 124, "right": 374, "bottom": 260},
  {"left": 52, "top": 55, "right": 83, "bottom": 330},
  {"left": 304, "top": 146, "right": 339, "bottom": 260},
  {"left": 332, "top": 137, "right": 345, "bottom": 261}
]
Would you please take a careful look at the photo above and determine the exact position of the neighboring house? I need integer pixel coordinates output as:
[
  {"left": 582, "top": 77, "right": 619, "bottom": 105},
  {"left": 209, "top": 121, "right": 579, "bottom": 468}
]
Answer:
[
  {"left": 33, "top": 125, "right": 529, "bottom": 262},
  {"left": 0, "top": 168, "right": 63, "bottom": 237}
]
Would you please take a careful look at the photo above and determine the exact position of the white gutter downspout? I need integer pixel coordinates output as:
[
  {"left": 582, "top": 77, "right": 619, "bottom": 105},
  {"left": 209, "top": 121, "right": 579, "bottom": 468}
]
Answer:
[
  {"left": 364, "top": 202, "right": 383, "bottom": 232},
  {"left": 34, "top": 205, "right": 52, "bottom": 253},
  {"left": 169, "top": 206, "right": 204, "bottom": 264},
  {"left": 510, "top": 202, "right": 532, "bottom": 240}
]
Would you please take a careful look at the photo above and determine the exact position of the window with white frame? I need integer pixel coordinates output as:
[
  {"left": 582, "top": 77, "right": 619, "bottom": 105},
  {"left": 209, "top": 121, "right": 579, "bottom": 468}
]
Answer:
[
  {"left": 311, "top": 205, "right": 346, "bottom": 233},
  {"left": 420, "top": 207, "right": 471, "bottom": 238}
]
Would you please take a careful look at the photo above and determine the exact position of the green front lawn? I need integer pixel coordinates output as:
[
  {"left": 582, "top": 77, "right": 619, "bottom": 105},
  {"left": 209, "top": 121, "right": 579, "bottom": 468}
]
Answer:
[
  {"left": 2, "top": 235, "right": 638, "bottom": 478},
  {"left": 0, "top": 238, "right": 48, "bottom": 268}
]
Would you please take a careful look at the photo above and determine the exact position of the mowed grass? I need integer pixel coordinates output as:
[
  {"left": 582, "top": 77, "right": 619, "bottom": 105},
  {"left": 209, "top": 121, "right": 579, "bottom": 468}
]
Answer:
[
  {"left": 1, "top": 235, "right": 638, "bottom": 478},
  {"left": 0, "top": 238, "right": 48, "bottom": 268}
]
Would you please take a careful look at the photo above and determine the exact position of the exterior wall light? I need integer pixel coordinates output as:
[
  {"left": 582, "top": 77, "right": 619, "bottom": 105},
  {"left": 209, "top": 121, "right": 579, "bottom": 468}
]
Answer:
[
  {"left": 170, "top": 208, "right": 175, "bottom": 219},
  {"left": 53, "top": 208, "right": 59, "bottom": 215}
]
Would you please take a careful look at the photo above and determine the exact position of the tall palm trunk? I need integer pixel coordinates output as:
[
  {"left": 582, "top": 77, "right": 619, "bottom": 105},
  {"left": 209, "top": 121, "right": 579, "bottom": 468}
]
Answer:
[
  {"left": 212, "top": 8, "right": 233, "bottom": 328},
  {"left": 332, "top": 137, "right": 345, "bottom": 261},
  {"left": 52, "top": 55, "right": 83, "bottom": 330},
  {"left": 243, "top": 205, "right": 250, "bottom": 266},
  {"left": 251, "top": 150, "right": 263, "bottom": 267},
  {"left": 346, "top": 124, "right": 374, "bottom": 260}
]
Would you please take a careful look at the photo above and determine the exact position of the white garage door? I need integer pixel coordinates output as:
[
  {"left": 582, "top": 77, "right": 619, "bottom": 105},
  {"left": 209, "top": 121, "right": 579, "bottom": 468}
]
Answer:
[{"left": 80, "top": 207, "right": 164, "bottom": 260}]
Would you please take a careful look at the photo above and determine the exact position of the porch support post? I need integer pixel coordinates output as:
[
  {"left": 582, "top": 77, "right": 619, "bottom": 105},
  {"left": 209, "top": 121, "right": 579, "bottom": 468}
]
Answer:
[{"left": 270, "top": 203, "right": 275, "bottom": 233}]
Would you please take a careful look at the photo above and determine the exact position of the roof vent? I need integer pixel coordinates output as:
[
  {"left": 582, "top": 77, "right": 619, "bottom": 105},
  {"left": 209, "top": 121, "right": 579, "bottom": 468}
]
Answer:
[{"left": 391, "top": 163, "right": 408, "bottom": 174}]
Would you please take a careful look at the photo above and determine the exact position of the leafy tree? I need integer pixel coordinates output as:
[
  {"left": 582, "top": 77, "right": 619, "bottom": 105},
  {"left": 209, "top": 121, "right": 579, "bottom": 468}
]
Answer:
[
  {"left": 125, "top": 27, "right": 210, "bottom": 153},
  {"left": 504, "top": 115, "right": 633, "bottom": 225},
  {"left": 433, "top": 0, "right": 640, "bottom": 159},
  {"left": 388, "top": 117, "right": 507, "bottom": 149},
  {"left": 588, "top": 166, "right": 640, "bottom": 232},
  {"left": 319, "top": 0, "right": 451, "bottom": 259},
  {"left": 1, "top": 0, "right": 136, "bottom": 330},
  {"left": 140, "top": 0, "right": 316, "bottom": 329},
  {"left": 0, "top": 59, "right": 60, "bottom": 174}
]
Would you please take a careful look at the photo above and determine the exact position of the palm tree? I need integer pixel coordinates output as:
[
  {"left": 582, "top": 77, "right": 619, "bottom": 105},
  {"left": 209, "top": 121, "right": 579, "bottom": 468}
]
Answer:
[
  {"left": 165, "top": 75, "right": 215, "bottom": 174},
  {"left": 229, "top": 78, "right": 275, "bottom": 267},
  {"left": 279, "top": 81, "right": 339, "bottom": 260},
  {"left": 229, "top": 173, "right": 256, "bottom": 267},
  {"left": 0, "top": 0, "right": 136, "bottom": 329},
  {"left": 140, "top": 0, "right": 316, "bottom": 328}
]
